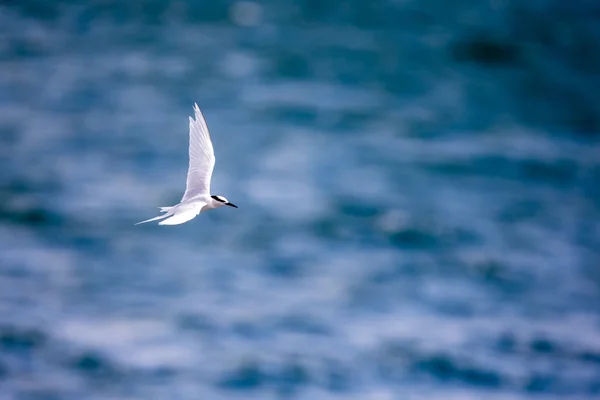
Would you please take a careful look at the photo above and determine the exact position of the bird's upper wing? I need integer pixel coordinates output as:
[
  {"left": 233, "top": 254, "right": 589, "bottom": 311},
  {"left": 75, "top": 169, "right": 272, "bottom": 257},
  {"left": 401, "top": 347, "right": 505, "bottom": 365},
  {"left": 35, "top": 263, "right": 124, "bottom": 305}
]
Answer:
[{"left": 181, "top": 103, "right": 216, "bottom": 202}]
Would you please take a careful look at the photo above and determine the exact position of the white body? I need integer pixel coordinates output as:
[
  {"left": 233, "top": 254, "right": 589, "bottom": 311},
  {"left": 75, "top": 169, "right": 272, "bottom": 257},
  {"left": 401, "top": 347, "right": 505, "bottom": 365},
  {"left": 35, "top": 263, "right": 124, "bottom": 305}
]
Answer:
[{"left": 136, "top": 103, "right": 236, "bottom": 226}]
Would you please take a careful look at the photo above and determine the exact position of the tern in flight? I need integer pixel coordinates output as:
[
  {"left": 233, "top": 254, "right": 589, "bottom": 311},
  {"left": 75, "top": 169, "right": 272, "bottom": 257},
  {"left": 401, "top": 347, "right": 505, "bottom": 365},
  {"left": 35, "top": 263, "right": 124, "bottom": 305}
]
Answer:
[{"left": 136, "top": 103, "right": 237, "bottom": 226}]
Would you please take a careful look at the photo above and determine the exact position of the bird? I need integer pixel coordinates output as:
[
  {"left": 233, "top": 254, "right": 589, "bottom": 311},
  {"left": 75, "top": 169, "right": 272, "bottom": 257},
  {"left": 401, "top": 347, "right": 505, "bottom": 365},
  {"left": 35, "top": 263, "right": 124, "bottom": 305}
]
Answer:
[{"left": 136, "top": 103, "right": 237, "bottom": 226}]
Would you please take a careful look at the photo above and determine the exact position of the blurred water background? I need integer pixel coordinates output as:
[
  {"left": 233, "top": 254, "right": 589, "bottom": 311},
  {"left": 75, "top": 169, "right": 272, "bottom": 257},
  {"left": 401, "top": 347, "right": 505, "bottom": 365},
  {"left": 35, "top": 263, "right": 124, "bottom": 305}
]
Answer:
[{"left": 1, "top": 0, "right": 600, "bottom": 399}]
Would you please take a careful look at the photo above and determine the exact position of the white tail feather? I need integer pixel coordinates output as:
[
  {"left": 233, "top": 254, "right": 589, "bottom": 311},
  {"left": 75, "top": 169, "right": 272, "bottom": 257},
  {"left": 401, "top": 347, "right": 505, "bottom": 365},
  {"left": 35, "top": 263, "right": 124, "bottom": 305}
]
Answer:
[{"left": 135, "top": 213, "right": 170, "bottom": 225}]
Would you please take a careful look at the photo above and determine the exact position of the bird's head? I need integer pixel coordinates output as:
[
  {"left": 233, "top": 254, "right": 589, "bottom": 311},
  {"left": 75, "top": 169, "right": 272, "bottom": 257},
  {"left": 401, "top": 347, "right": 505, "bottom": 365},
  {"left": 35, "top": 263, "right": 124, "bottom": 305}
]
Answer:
[{"left": 211, "top": 195, "right": 238, "bottom": 208}]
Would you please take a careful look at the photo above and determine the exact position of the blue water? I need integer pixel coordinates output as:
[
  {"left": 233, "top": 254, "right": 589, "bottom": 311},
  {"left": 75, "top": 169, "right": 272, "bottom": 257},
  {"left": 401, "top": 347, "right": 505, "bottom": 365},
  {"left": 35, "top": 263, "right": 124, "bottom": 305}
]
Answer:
[{"left": 1, "top": 1, "right": 600, "bottom": 399}]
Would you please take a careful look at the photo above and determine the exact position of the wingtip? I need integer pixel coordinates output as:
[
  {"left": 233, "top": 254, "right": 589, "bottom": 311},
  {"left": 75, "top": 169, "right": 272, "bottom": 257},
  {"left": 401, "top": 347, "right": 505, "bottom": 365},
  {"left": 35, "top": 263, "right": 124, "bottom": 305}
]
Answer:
[{"left": 191, "top": 103, "right": 202, "bottom": 121}]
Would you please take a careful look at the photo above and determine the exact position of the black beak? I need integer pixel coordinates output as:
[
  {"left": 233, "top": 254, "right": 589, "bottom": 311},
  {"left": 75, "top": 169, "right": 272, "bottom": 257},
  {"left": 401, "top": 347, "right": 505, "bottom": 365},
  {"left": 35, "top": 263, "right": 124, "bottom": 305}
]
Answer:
[{"left": 226, "top": 203, "right": 238, "bottom": 208}]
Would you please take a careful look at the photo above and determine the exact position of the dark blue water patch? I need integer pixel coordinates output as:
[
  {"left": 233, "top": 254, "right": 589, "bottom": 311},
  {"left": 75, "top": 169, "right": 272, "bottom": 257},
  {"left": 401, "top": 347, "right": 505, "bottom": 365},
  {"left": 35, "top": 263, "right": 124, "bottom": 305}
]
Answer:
[
  {"left": 501, "top": 3, "right": 600, "bottom": 135},
  {"left": 269, "top": 50, "right": 313, "bottom": 79},
  {"left": 217, "top": 359, "right": 265, "bottom": 391},
  {"left": 0, "top": 178, "right": 65, "bottom": 228},
  {"left": 53, "top": 86, "right": 108, "bottom": 116},
  {"left": 0, "top": 207, "right": 62, "bottom": 227},
  {"left": 589, "top": 380, "right": 600, "bottom": 395},
  {"left": 69, "top": 351, "right": 119, "bottom": 381},
  {"left": 288, "top": 0, "right": 348, "bottom": 25},
  {"left": 494, "top": 333, "right": 600, "bottom": 392},
  {"left": 235, "top": 220, "right": 287, "bottom": 251},
  {"left": 497, "top": 199, "right": 547, "bottom": 224},
  {"left": 312, "top": 200, "right": 395, "bottom": 245},
  {"left": 14, "top": 390, "right": 66, "bottom": 400},
  {"left": 291, "top": 0, "right": 427, "bottom": 30},
  {"left": 5, "top": 0, "right": 68, "bottom": 22},
  {"left": 326, "top": 111, "right": 379, "bottom": 132},
  {"left": 274, "top": 359, "right": 311, "bottom": 397},
  {"left": 586, "top": 165, "right": 600, "bottom": 202},
  {"left": 231, "top": 321, "right": 268, "bottom": 341},
  {"left": 0, "top": 177, "right": 62, "bottom": 201},
  {"left": 0, "top": 123, "right": 20, "bottom": 146},
  {"left": 366, "top": 265, "right": 409, "bottom": 286},
  {"left": 374, "top": 341, "right": 414, "bottom": 383},
  {"left": 0, "top": 359, "right": 6, "bottom": 380},
  {"left": 466, "top": 258, "right": 528, "bottom": 293},
  {"left": 451, "top": 34, "right": 522, "bottom": 67},
  {"left": 65, "top": 234, "right": 110, "bottom": 259},
  {"left": 374, "top": 340, "right": 505, "bottom": 388},
  {"left": 411, "top": 353, "right": 503, "bottom": 388},
  {"left": 388, "top": 226, "right": 439, "bottom": 250},
  {"left": 9, "top": 0, "right": 232, "bottom": 26},
  {"left": 338, "top": 201, "right": 380, "bottom": 218},
  {"left": 513, "top": 72, "right": 600, "bottom": 135},
  {"left": 344, "top": 258, "right": 487, "bottom": 314},
  {"left": 525, "top": 373, "right": 558, "bottom": 393},
  {"left": 271, "top": 313, "right": 331, "bottom": 336},
  {"left": 529, "top": 337, "right": 557, "bottom": 355},
  {"left": 262, "top": 107, "right": 321, "bottom": 127},
  {"left": 217, "top": 358, "right": 325, "bottom": 397},
  {"left": 510, "top": 2, "right": 600, "bottom": 75},
  {"left": 378, "top": 215, "right": 475, "bottom": 253},
  {"left": 444, "top": 227, "right": 483, "bottom": 247},
  {"left": 0, "top": 326, "right": 46, "bottom": 353},
  {"left": 431, "top": 299, "right": 476, "bottom": 318},
  {"left": 310, "top": 217, "right": 354, "bottom": 241},
  {"left": 264, "top": 356, "right": 346, "bottom": 396},
  {"left": 520, "top": 158, "right": 579, "bottom": 185},
  {"left": 3, "top": 36, "right": 53, "bottom": 60},
  {"left": 310, "top": 48, "right": 380, "bottom": 88},
  {"left": 497, "top": 331, "right": 600, "bottom": 368},
  {"left": 580, "top": 350, "right": 600, "bottom": 365},
  {"left": 134, "top": 365, "right": 180, "bottom": 385},
  {"left": 420, "top": 156, "right": 579, "bottom": 186},
  {"left": 262, "top": 257, "right": 306, "bottom": 279},
  {"left": 177, "top": 313, "right": 218, "bottom": 335},
  {"left": 495, "top": 332, "right": 518, "bottom": 354},
  {"left": 217, "top": 356, "right": 357, "bottom": 395}
]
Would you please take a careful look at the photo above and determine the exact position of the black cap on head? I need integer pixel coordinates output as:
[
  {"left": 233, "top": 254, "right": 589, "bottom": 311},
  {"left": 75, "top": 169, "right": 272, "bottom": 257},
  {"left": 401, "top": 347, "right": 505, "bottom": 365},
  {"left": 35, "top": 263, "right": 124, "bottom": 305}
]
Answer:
[{"left": 212, "top": 195, "right": 237, "bottom": 208}]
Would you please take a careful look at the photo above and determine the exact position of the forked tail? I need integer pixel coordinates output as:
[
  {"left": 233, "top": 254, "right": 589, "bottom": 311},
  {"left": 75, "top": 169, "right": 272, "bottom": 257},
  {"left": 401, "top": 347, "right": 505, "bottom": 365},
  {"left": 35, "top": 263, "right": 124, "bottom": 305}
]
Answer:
[
  {"left": 134, "top": 206, "right": 173, "bottom": 225},
  {"left": 135, "top": 214, "right": 169, "bottom": 225}
]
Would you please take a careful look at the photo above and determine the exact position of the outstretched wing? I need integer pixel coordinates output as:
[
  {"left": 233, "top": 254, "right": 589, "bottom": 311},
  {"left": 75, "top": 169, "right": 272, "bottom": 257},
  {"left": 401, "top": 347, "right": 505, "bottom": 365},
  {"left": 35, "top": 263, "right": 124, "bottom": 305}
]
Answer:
[{"left": 181, "top": 103, "right": 216, "bottom": 202}]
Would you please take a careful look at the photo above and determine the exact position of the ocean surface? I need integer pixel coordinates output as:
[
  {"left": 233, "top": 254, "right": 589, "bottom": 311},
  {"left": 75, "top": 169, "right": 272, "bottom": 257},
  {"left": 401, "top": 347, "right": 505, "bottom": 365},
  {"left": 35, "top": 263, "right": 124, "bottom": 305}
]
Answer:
[{"left": 1, "top": 1, "right": 600, "bottom": 399}]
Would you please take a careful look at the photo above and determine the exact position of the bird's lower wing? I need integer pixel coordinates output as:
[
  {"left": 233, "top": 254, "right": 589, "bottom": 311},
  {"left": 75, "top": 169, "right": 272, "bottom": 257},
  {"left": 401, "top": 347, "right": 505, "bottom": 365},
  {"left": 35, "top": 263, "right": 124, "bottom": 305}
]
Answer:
[
  {"left": 158, "top": 209, "right": 201, "bottom": 225},
  {"left": 136, "top": 200, "right": 207, "bottom": 226}
]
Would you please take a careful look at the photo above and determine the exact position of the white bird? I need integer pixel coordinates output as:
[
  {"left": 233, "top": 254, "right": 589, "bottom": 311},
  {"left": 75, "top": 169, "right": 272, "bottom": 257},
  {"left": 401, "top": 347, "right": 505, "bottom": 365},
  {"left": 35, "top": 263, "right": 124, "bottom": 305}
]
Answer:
[{"left": 136, "top": 103, "right": 237, "bottom": 226}]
